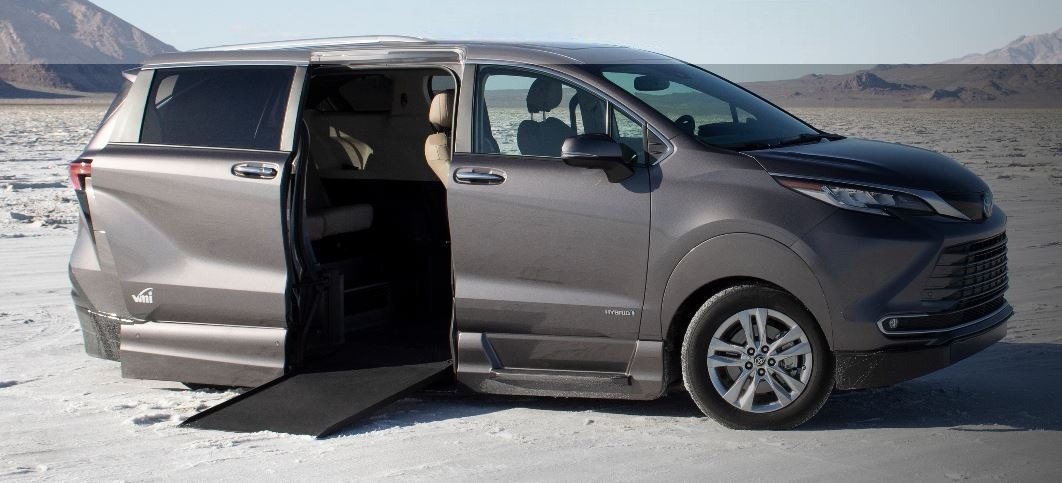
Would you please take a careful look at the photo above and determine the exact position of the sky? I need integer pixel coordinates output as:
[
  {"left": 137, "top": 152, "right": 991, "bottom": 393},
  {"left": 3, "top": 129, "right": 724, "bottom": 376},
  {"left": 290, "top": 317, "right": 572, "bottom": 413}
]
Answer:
[{"left": 92, "top": 0, "right": 1061, "bottom": 81}]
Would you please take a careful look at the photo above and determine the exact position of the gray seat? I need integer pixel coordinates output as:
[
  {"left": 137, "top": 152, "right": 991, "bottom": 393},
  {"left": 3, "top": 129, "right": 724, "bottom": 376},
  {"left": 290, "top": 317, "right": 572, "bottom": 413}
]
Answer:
[
  {"left": 517, "top": 78, "right": 575, "bottom": 157},
  {"left": 424, "top": 90, "right": 455, "bottom": 184}
]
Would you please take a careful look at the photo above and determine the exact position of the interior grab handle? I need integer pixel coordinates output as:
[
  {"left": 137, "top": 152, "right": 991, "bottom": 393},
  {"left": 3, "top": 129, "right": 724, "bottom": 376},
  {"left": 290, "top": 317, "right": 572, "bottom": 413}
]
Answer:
[
  {"left": 454, "top": 167, "right": 506, "bottom": 185},
  {"left": 232, "top": 163, "right": 279, "bottom": 180}
]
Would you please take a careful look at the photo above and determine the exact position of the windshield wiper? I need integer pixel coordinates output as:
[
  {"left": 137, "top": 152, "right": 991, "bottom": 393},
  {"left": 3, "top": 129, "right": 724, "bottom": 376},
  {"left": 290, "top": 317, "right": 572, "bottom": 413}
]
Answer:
[
  {"left": 716, "top": 132, "right": 845, "bottom": 152},
  {"left": 775, "top": 132, "right": 845, "bottom": 147},
  {"left": 717, "top": 142, "right": 773, "bottom": 151}
]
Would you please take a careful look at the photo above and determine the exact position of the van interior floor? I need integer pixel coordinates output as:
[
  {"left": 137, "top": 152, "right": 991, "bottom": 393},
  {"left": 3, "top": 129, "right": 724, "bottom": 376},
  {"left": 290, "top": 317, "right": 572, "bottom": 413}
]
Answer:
[{"left": 181, "top": 333, "right": 453, "bottom": 438}]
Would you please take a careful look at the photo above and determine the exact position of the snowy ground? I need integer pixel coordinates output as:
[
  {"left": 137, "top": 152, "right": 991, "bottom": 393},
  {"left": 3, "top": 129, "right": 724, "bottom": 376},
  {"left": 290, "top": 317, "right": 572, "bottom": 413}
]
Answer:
[{"left": 1, "top": 105, "right": 1061, "bottom": 481}]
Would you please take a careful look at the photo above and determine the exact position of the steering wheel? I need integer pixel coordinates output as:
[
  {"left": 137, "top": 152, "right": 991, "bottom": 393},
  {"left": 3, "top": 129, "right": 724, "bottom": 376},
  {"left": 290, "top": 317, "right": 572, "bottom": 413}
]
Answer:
[{"left": 675, "top": 115, "right": 696, "bottom": 136}]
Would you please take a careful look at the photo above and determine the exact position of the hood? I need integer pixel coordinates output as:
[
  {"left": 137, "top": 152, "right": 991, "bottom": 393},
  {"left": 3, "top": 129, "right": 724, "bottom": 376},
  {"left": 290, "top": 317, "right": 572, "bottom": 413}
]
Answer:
[{"left": 749, "top": 138, "right": 989, "bottom": 195}]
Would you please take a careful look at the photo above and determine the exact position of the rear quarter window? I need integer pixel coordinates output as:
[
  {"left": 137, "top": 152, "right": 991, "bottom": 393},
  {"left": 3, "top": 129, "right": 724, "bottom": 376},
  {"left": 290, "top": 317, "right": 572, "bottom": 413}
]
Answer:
[
  {"left": 140, "top": 66, "right": 295, "bottom": 151},
  {"left": 429, "top": 74, "right": 456, "bottom": 97}
]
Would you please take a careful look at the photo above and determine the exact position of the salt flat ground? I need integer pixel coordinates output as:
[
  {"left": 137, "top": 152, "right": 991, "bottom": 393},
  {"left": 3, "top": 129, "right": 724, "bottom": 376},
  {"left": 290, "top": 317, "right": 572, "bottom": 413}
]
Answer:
[{"left": 1, "top": 106, "right": 1061, "bottom": 481}]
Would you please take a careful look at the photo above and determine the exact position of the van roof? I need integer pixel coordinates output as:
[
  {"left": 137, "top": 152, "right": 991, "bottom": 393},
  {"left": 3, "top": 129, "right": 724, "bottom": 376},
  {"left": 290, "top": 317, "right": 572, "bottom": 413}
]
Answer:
[{"left": 142, "top": 36, "right": 673, "bottom": 68}]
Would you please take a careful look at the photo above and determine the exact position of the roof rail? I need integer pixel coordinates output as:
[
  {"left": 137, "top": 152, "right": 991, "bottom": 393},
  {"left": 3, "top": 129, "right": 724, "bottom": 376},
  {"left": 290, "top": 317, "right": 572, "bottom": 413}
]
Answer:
[{"left": 193, "top": 35, "right": 430, "bottom": 52}]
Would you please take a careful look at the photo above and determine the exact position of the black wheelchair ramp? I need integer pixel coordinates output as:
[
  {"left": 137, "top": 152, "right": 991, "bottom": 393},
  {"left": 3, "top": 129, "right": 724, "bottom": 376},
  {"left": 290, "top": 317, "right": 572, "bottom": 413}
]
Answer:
[{"left": 182, "top": 348, "right": 452, "bottom": 438}]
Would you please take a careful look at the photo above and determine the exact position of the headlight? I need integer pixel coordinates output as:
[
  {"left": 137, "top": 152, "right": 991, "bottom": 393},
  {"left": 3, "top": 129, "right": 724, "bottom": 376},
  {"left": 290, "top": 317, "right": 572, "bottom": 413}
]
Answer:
[{"left": 777, "top": 178, "right": 935, "bottom": 216}]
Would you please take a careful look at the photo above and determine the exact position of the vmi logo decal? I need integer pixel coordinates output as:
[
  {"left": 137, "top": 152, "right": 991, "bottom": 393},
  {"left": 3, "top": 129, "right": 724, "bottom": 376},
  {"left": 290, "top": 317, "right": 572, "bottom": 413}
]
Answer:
[{"left": 131, "top": 288, "right": 155, "bottom": 304}]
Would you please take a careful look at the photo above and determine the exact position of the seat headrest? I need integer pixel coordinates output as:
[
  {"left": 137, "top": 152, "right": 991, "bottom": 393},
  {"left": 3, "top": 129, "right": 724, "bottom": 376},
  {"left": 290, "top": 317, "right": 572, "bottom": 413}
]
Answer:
[
  {"left": 526, "top": 78, "right": 562, "bottom": 114},
  {"left": 428, "top": 90, "right": 455, "bottom": 131},
  {"left": 338, "top": 75, "right": 393, "bottom": 112}
]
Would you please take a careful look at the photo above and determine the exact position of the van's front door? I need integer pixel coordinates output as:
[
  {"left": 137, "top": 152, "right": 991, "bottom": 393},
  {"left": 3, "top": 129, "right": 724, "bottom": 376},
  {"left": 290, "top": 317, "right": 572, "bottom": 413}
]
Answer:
[
  {"left": 448, "top": 65, "right": 652, "bottom": 374},
  {"left": 87, "top": 65, "right": 305, "bottom": 387}
]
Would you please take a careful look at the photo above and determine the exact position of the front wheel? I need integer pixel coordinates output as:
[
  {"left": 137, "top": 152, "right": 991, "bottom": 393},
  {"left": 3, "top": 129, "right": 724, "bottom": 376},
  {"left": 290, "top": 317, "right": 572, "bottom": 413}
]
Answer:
[{"left": 681, "top": 285, "right": 833, "bottom": 429}]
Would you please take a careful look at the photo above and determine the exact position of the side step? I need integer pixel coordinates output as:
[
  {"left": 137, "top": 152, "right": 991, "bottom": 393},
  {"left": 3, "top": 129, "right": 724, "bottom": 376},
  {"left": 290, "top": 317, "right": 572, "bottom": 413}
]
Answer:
[
  {"left": 491, "top": 368, "right": 631, "bottom": 385},
  {"left": 181, "top": 360, "right": 452, "bottom": 438}
]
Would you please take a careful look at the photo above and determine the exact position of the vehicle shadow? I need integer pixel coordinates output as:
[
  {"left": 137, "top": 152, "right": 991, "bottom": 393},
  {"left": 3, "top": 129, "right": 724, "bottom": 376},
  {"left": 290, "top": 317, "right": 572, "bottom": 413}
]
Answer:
[
  {"left": 804, "top": 342, "right": 1062, "bottom": 432},
  {"left": 329, "top": 342, "right": 1061, "bottom": 437}
]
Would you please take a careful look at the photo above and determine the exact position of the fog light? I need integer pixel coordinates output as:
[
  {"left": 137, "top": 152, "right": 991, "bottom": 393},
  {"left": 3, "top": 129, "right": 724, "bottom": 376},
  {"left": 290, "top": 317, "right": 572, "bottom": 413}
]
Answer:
[{"left": 886, "top": 318, "right": 901, "bottom": 330}]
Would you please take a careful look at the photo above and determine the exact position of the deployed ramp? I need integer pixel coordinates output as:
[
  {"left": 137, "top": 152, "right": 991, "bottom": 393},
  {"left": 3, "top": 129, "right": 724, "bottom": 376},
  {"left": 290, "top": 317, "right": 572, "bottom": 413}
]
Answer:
[{"left": 182, "top": 352, "right": 452, "bottom": 438}]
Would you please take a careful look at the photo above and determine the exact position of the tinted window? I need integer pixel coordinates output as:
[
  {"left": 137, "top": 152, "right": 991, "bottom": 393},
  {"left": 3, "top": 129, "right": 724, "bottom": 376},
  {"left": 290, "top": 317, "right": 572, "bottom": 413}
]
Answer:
[
  {"left": 141, "top": 67, "right": 294, "bottom": 150},
  {"left": 474, "top": 67, "right": 607, "bottom": 157}
]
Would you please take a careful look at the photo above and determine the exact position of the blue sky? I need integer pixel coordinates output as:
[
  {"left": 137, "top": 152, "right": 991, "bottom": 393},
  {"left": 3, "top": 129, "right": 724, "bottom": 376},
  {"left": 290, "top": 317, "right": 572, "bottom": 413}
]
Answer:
[{"left": 94, "top": 0, "right": 1059, "bottom": 74}]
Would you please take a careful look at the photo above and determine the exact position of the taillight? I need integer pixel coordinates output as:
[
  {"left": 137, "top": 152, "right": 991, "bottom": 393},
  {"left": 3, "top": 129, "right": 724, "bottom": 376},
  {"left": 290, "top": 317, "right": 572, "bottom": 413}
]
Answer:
[{"left": 69, "top": 159, "right": 92, "bottom": 190}]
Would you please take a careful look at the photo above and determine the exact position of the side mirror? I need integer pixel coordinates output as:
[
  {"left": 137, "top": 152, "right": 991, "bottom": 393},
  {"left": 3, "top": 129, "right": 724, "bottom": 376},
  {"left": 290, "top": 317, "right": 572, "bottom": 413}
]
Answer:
[{"left": 561, "top": 134, "right": 635, "bottom": 183}]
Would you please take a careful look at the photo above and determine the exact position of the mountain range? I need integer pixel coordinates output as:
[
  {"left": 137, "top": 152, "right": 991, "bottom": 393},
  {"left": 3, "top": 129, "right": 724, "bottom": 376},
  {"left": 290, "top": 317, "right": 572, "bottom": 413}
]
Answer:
[
  {"left": 744, "top": 63, "right": 1062, "bottom": 108},
  {"left": 0, "top": 0, "right": 173, "bottom": 93},
  {"left": 744, "top": 28, "right": 1062, "bottom": 108},
  {"left": 945, "top": 27, "right": 1062, "bottom": 64}
]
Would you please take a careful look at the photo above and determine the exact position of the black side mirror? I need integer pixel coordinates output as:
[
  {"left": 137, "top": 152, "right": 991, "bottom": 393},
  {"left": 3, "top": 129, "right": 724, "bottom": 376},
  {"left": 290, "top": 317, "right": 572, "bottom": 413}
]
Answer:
[{"left": 561, "top": 134, "right": 635, "bottom": 183}]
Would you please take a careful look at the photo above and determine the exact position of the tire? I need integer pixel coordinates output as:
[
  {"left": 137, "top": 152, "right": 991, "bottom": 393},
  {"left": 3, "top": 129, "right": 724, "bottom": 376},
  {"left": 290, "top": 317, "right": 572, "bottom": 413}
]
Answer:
[{"left": 681, "top": 284, "right": 833, "bottom": 430}]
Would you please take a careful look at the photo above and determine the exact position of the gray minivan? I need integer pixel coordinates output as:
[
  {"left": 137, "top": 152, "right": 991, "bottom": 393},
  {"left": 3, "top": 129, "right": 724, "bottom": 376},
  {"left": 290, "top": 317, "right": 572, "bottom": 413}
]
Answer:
[{"left": 68, "top": 37, "right": 1011, "bottom": 430}]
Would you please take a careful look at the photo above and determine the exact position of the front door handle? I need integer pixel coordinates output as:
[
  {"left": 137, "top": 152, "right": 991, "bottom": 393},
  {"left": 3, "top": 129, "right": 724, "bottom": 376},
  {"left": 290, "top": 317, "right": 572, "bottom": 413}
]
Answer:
[
  {"left": 454, "top": 167, "right": 506, "bottom": 185},
  {"left": 232, "top": 163, "right": 279, "bottom": 180}
]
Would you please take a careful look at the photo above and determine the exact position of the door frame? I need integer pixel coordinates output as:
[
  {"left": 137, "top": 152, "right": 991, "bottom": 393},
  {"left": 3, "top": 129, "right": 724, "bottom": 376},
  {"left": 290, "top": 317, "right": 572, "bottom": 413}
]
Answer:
[{"left": 286, "top": 61, "right": 464, "bottom": 367}]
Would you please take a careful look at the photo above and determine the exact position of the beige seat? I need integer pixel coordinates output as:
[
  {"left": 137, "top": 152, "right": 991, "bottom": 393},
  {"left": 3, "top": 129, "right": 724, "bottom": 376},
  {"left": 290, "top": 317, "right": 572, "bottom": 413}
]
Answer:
[
  {"left": 303, "top": 111, "right": 376, "bottom": 176},
  {"left": 304, "top": 204, "right": 373, "bottom": 241},
  {"left": 328, "top": 126, "right": 374, "bottom": 170},
  {"left": 424, "top": 90, "right": 455, "bottom": 185},
  {"left": 303, "top": 75, "right": 393, "bottom": 177},
  {"left": 303, "top": 122, "right": 374, "bottom": 242},
  {"left": 303, "top": 162, "right": 374, "bottom": 241}
]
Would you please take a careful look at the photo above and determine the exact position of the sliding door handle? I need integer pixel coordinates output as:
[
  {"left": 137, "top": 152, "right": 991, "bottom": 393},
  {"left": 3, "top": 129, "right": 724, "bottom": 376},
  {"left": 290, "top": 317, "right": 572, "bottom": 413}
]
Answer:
[
  {"left": 454, "top": 168, "right": 506, "bottom": 185},
  {"left": 232, "top": 163, "right": 279, "bottom": 180}
]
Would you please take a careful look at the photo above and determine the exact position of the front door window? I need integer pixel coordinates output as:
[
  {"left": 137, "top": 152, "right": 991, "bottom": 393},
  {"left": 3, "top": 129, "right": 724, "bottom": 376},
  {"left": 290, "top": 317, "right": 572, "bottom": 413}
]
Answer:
[{"left": 474, "top": 66, "right": 608, "bottom": 157}]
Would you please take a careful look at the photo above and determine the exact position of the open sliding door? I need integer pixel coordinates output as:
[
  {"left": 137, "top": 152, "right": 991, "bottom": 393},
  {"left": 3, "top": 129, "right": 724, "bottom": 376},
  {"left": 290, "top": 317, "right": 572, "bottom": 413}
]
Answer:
[{"left": 88, "top": 64, "right": 307, "bottom": 387}]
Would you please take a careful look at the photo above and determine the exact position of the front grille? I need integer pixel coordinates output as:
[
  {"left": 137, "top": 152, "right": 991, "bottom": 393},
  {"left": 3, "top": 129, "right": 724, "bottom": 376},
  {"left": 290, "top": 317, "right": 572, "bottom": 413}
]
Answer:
[{"left": 923, "top": 232, "right": 1008, "bottom": 311}]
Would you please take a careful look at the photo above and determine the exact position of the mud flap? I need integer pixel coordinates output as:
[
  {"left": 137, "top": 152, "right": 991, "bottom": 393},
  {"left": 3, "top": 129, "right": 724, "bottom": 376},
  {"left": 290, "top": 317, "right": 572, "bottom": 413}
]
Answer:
[{"left": 181, "top": 360, "right": 452, "bottom": 438}]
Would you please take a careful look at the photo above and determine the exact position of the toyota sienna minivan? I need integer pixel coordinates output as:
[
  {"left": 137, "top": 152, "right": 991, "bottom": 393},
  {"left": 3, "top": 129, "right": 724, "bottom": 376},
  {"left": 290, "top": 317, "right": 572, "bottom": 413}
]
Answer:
[{"left": 68, "top": 36, "right": 1011, "bottom": 430}]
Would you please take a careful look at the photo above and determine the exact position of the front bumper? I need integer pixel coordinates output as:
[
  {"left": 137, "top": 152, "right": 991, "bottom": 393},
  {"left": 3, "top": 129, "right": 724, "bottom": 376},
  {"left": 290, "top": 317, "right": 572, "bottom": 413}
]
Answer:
[
  {"left": 834, "top": 301, "right": 1012, "bottom": 390},
  {"left": 795, "top": 203, "right": 1009, "bottom": 353}
]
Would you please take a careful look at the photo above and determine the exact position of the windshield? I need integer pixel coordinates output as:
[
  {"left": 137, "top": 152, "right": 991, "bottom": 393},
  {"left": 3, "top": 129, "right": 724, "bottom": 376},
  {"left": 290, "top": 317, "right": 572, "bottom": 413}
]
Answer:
[{"left": 586, "top": 62, "right": 823, "bottom": 151}]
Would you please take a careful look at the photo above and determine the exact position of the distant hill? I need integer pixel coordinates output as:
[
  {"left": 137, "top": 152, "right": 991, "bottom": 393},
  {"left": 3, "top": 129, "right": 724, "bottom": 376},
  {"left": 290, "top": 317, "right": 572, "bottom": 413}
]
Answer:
[
  {"left": 0, "top": 0, "right": 175, "bottom": 97},
  {"left": 0, "top": 78, "right": 76, "bottom": 98},
  {"left": 944, "top": 28, "right": 1062, "bottom": 64},
  {"left": 741, "top": 27, "right": 1062, "bottom": 108},
  {"left": 741, "top": 64, "right": 1062, "bottom": 108}
]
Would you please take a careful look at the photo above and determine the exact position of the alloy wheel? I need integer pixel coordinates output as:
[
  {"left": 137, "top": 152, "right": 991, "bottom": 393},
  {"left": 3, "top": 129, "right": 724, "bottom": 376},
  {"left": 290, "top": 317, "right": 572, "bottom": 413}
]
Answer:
[{"left": 705, "top": 308, "right": 814, "bottom": 414}]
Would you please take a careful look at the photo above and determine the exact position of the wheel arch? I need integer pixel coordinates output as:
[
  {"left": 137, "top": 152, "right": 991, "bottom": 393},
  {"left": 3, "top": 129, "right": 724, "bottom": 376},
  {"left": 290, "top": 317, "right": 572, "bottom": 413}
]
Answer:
[{"left": 661, "top": 233, "right": 833, "bottom": 358}]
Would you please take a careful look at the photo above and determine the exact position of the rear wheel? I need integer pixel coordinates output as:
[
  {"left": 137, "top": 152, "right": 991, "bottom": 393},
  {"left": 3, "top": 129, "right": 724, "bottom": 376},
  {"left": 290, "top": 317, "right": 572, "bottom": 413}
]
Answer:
[{"left": 681, "top": 285, "right": 833, "bottom": 429}]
